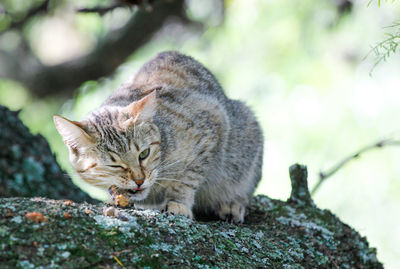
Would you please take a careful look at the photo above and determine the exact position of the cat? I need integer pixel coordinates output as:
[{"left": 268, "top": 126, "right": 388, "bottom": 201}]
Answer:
[{"left": 54, "top": 51, "right": 264, "bottom": 223}]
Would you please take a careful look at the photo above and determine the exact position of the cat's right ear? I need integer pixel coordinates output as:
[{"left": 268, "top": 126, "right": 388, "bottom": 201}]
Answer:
[
  {"left": 122, "top": 91, "right": 157, "bottom": 129},
  {"left": 53, "top": 115, "right": 94, "bottom": 149}
]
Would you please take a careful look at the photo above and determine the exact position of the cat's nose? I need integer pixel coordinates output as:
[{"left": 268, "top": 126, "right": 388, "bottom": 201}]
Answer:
[{"left": 135, "top": 179, "right": 144, "bottom": 187}]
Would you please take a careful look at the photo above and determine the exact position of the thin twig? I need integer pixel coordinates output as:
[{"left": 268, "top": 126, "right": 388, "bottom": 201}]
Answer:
[
  {"left": 76, "top": 0, "right": 152, "bottom": 15},
  {"left": 364, "top": 21, "right": 400, "bottom": 75},
  {"left": 365, "top": 34, "right": 400, "bottom": 75},
  {"left": 76, "top": 4, "right": 127, "bottom": 15},
  {"left": 311, "top": 139, "right": 400, "bottom": 196}
]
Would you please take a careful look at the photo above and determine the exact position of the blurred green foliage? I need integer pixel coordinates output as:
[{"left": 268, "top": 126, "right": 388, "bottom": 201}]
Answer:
[{"left": 1, "top": 0, "right": 400, "bottom": 268}]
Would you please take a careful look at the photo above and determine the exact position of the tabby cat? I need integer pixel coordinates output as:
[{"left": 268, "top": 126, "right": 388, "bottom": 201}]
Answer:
[{"left": 54, "top": 51, "right": 263, "bottom": 223}]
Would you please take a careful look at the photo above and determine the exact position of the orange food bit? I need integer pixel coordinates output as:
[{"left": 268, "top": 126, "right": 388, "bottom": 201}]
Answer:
[
  {"left": 115, "top": 194, "right": 130, "bottom": 207},
  {"left": 25, "top": 212, "right": 48, "bottom": 223},
  {"left": 63, "top": 212, "right": 71, "bottom": 219},
  {"left": 63, "top": 200, "right": 73, "bottom": 206},
  {"left": 84, "top": 208, "right": 94, "bottom": 215}
]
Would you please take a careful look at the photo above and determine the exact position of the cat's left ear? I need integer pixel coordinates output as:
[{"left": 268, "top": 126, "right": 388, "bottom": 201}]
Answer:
[
  {"left": 53, "top": 115, "right": 94, "bottom": 150},
  {"left": 124, "top": 91, "right": 157, "bottom": 124}
]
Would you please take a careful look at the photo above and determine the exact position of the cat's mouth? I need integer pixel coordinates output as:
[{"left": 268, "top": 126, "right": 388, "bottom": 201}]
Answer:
[{"left": 128, "top": 188, "right": 144, "bottom": 195}]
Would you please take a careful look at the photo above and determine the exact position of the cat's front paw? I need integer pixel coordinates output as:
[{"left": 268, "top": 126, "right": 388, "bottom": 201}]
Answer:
[
  {"left": 218, "top": 202, "right": 245, "bottom": 224},
  {"left": 166, "top": 201, "right": 193, "bottom": 219}
]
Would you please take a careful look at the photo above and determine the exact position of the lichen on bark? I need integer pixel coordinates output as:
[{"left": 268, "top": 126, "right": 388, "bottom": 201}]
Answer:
[{"left": 0, "top": 195, "right": 382, "bottom": 268}]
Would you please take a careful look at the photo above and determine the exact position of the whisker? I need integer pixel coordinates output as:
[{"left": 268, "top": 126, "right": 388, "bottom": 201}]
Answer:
[
  {"left": 156, "top": 177, "right": 182, "bottom": 182},
  {"left": 157, "top": 158, "right": 173, "bottom": 167},
  {"left": 156, "top": 171, "right": 185, "bottom": 177},
  {"left": 82, "top": 176, "right": 109, "bottom": 183},
  {"left": 91, "top": 181, "right": 110, "bottom": 187},
  {"left": 154, "top": 182, "right": 167, "bottom": 189},
  {"left": 133, "top": 120, "right": 137, "bottom": 140},
  {"left": 158, "top": 159, "right": 184, "bottom": 170},
  {"left": 81, "top": 171, "right": 117, "bottom": 177},
  {"left": 78, "top": 173, "right": 116, "bottom": 185}
]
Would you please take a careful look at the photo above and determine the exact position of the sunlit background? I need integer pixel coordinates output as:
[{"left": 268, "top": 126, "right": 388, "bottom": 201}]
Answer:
[{"left": 1, "top": 0, "right": 400, "bottom": 267}]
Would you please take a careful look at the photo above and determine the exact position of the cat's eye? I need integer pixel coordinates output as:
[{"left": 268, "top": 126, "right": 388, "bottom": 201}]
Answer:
[{"left": 139, "top": 148, "right": 150, "bottom": 161}]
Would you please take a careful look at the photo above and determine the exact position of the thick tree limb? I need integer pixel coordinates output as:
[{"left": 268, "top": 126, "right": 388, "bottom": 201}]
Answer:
[
  {"left": 0, "top": 0, "right": 50, "bottom": 33},
  {"left": 0, "top": 195, "right": 383, "bottom": 268},
  {"left": 0, "top": 0, "right": 186, "bottom": 98}
]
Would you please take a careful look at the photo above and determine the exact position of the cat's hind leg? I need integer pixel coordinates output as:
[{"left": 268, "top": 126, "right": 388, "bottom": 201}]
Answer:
[{"left": 218, "top": 201, "right": 246, "bottom": 223}]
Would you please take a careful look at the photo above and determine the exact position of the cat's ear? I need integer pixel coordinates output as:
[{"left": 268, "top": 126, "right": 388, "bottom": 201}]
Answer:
[
  {"left": 124, "top": 91, "right": 157, "bottom": 124},
  {"left": 53, "top": 115, "right": 94, "bottom": 149}
]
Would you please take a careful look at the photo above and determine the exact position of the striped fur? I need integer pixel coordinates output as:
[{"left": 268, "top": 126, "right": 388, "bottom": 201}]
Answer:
[{"left": 54, "top": 51, "right": 264, "bottom": 223}]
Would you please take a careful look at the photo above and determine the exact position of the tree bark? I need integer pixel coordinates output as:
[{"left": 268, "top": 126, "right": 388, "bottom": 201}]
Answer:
[
  {"left": 0, "top": 105, "right": 94, "bottom": 203},
  {"left": 0, "top": 195, "right": 382, "bottom": 268}
]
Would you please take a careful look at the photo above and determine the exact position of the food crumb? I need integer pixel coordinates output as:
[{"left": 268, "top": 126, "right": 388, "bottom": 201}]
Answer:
[
  {"left": 109, "top": 185, "right": 131, "bottom": 207},
  {"left": 63, "top": 200, "right": 73, "bottom": 206},
  {"left": 103, "top": 207, "right": 120, "bottom": 217},
  {"left": 84, "top": 208, "right": 94, "bottom": 215},
  {"left": 63, "top": 212, "right": 71, "bottom": 219},
  {"left": 5, "top": 208, "right": 14, "bottom": 217},
  {"left": 25, "top": 212, "right": 48, "bottom": 223},
  {"left": 115, "top": 194, "right": 130, "bottom": 207}
]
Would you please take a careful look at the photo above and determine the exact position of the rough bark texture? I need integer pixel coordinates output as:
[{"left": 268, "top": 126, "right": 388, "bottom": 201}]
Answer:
[
  {"left": 0, "top": 105, "right": 383, "bottom": 268},
  {"left": 0, "top": 196, "right": 382, "bottom": 268},
  {"left": 0, "top": 105, "right": 94, "bottom": 203},
  {"left": 288, "top": 164, "right": 315, "bottom": 207}
]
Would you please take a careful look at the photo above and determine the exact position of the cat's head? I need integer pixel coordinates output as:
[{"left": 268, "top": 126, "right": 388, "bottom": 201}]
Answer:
[{"left": 53, "top": 91, "right": 161, "bottom": 201}]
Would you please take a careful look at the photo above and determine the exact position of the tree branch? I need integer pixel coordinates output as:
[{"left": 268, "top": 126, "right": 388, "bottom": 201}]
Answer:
[
  {"left": 0, "top": 194, "right": 383, "bottom": 268},
  {"left": 75, "top": 0, "right": 154, "bottom": 15},
  {"left": 76, "top": 4, "right": 126, "bottom": 15},
  {"left": 311, "top": 138, "right": 400, "bottom": 195},
  {"left": 1, "top": 0, "right": 50, "bottom": 33},
  {"left": 0, "top": 0, "right": 186, "bottom": 98},
  {"left": 0, "top": 105, "right": 95, "bottom": 203},
  {"left": 288, "top": 164, "right": 315, "bottom": 207}
]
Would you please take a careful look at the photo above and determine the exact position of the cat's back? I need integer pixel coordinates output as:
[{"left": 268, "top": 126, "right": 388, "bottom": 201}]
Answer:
[
  {"left": 103, "top": 51, "right": 227, "bottom": 107},
  {"left": 134, "top": 51, "right": 227, "bottom": 99}
]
